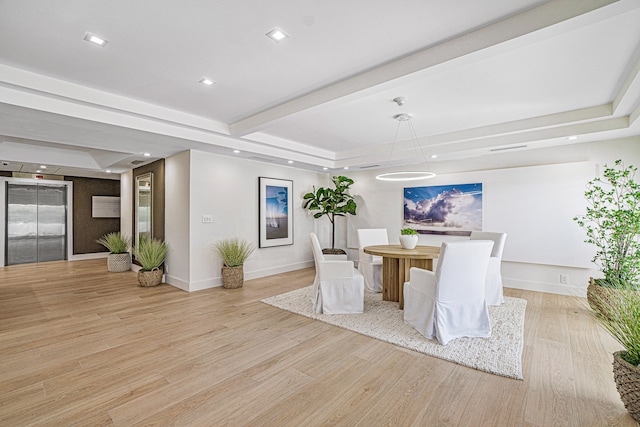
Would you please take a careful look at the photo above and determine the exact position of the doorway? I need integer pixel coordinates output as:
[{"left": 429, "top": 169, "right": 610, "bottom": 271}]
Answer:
[{"left": 5, "top": 182, "right": 68, "bottom": 265}]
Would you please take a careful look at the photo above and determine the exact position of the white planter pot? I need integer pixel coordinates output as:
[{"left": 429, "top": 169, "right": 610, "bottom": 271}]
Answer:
[{"left": 399, "top": 235, "right": 419, "bottom": 250}]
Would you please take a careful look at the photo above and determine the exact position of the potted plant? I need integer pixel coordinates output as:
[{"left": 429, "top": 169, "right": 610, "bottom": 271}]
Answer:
[
  {"left": 400, "top": 228, "right": 419, "bottom": 249},
  {"left": 573, "top": 160, "right": 640, "bottom": 307},
  {"left": 303, "top": 175, "right": 357, "bottom": 254},
  {"left": 214, "top": 237, "right": 255, "bottom": 289},
  {"left": 590, "top": 282, "right": 640, "bottom": 422},
  {"left": 96, "top": 232, "right": 132, "bottom": 272},
  {"left": 132, "top": 237, "right": 168, "bottom": 287}
]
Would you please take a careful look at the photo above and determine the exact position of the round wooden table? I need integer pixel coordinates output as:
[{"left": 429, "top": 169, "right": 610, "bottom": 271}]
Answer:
[{"left": 363, "top": 244, "right": 440, "bottom": 309}]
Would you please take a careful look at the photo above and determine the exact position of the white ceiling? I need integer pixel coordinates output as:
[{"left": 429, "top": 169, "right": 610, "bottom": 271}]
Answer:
[{"left": 1, "top": 0, "right": 639, "bottom": 179}]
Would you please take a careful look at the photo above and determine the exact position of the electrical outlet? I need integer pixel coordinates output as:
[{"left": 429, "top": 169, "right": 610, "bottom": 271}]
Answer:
[
  {"left": 560, "top": 274, "right": 569, "bottom": 284},
  {"left": 202, "top": 214, "right": 213, "bottom": 223}
]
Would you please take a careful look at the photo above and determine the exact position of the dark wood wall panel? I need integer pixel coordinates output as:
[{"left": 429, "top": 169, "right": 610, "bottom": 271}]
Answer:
[{"left": 67, "top": 176, "right": 121, "bottom": 254}]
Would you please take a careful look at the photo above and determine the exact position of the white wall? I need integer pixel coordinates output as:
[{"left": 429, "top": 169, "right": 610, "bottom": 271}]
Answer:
[
  {"left": 164, "top": 149, "right": 327, "bottom": 291},
  {"left": 346, "top": 138, "right": 640, "bottom": 297},
  {"left": 165, "top": 151, "right": 191, "bottom": 290},
  {"left": 130, "top": 137, "right": 639, "bottom": 296},
  {"left": 120, "top": 170, "right": 133, "bottom": 239}
]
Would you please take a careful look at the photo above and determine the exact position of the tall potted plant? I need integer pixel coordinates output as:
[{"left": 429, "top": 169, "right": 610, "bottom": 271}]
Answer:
[
  {"left": 96, "top": 232, "right": 132, "bottom": 272},
  {"left": 132, "top": 237, "right": 168, "bottom": 287},
  {"left": 303, "top": 175, "right": 357, "bottom": 254},
  {"left": 214, "top": 237, "right": 255, "bottom": 289},
  {"left": 574, "top": 160, "right": 640, "bottom": 303},
  {"left": 590, "top": 281, "right": 640, "bottom": 422}
]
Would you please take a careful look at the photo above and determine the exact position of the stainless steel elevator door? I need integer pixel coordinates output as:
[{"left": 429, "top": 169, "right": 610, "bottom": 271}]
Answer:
[{"left": 6, "top": 183, "right": 67, "bottom": 265}]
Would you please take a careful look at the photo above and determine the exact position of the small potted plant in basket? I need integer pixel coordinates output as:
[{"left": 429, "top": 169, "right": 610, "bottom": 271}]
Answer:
[
  {"left": 132, "top": 237, "right": 169, "bottom": 287},
  {"left": 214, "top": 237, "right": 255, "bottom": 289},
  {"left": 96, "top": 232, "right": 132, "bottom": 272},
  {"left": 400, "top": 228, "right": 419, "bottom": 250}
]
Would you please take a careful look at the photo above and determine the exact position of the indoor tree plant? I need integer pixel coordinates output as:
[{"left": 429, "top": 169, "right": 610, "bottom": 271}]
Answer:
[
  {"left": 302, "top": 175, "right": 357, "bottom": 254},
  {"left": 214, "top": 237, "right": 255, "bottom": 289},
  {"left": 573, "top": 160, "right": 640, "bottom": 306},
  {"left": 96, "top": 232, "right": 132, "bottom": 272},
  {"left": 132, "top": 237, "right": 169, "bottom": 287}
]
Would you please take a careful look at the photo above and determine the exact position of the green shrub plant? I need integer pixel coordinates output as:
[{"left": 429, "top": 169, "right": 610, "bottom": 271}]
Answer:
[
  {"left": 215, "top": 238, "right": 255, "bottom": 267},
  {"left": 96, "top": 232, "right": 131, "bottom": 254},
  {"left": 574, "top": 160, "right": 640, "bottom": 290}
]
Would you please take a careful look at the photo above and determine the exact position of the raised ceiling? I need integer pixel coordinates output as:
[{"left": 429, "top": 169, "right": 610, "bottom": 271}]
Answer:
[{"left": 1, "top": 0, "right": 639, "bottom": 179}]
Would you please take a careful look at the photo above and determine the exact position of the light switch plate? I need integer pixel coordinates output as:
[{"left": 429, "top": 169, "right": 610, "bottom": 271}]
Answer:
[{"left": 202, "top": 214, "right": 213, "bottom": 223}]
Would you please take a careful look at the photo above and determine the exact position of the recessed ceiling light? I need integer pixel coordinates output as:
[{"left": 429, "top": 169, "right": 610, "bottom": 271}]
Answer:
[
  {"left": 567, "top": 135, "right": 579, "bottom": 140},
  {"left": 287, "top": 160, "right": 294, "bottom": 164},
  {"left": 430, "top": 155, "right": 437, "bottom": 159},
  {"left": 266, "top": 27, "right": 290, "bottom": 43},
  {"left": 233, "top": 149, "right": 240, "bottom": 154},
  {"left": 106, "top": 169, "right": 111, "bottom": 173},
  {"left": 199, "top": 77, "right": 215, "bottom": 86},
  {"left": 323, "top": 167, "right": 328, "bottom": 170},
  {"left": 83, "top": 32, "right": 109, "bottom": 47},
  {"left": 344, "top": 167, "right": 349, "bottom": 170},
  {"left": 40, "top": 165, "right": 47, "bottom": 169},
  {"left": 143, "top": 153, "right": 151, "bottom": 157},
  {"left": 36, "top": 170, "right": 42, "bottom": 173}
]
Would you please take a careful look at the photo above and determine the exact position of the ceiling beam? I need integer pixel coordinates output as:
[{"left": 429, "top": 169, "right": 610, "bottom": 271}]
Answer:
[{"left": 229, "top": 0, "right": 622, "bottom": 137}]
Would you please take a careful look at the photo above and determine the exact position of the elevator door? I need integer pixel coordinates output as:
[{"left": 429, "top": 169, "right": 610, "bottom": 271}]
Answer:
[{"left": 6, "top": 183, "right": 67, "bottom": 265}]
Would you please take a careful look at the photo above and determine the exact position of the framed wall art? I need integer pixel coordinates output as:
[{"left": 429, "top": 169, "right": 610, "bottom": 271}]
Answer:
[
  {"left": 404, "top": 183, "right": 483, "bottom": 236},
  {"left": 259, "top": 177, "right": 293, "bottom": 248}
]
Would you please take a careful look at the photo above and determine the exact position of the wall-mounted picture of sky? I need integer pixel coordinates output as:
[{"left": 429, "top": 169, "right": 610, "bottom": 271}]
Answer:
[
  {"left": 265, "top": 185, "right": 288, "bottom": 239},
  {"left": 259, "top": 177, "right": 293, "bottom": 248},
  {"left": 404, "top": 183, "right": 483, "bottom": 236}
]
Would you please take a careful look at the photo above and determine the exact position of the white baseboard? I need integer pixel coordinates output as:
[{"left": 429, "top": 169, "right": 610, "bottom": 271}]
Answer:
[
  {"left": 505, "top": 277, "right": 586, "bottom": 298},
  {"left": 169, "top": 260, "right": 315, "bottom": 292},
  {"left": 165, "top": 275, "right": 191, "bottom": 292},
  {"left": 70, "top": 252, "right": 108, "bottom": 261},
  {"left": 244, "top": 260, "right": 314, "bottom": 281}
]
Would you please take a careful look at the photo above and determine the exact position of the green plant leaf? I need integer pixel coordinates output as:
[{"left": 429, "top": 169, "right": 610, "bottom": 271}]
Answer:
[
  {"left": 302, "top": 175, "right": 357, "bottom": 249},
  {"left": 96, "top": 232, "right": 131, "bottom": 254},
  {"left": 573, "top": 160, "right": 640, "bottom": 288},
  {"left": 214, "top": 238, "right": 255, "bottom": 267},
  {"left": 132, "top": 237, "right": 168, "bottom": 271}
]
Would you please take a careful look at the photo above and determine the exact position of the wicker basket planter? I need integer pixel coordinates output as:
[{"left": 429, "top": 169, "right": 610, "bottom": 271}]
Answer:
[
  {"left": 107, "top": 253, "right": 131, "bottom": 273},
  {"left": 587, "top": 278, "right": 613, "bottom": 318},
  {"left": 138, "top": 268, "right": 164, "bottom": 287},
  {"left": 587, "top": 278, "right": 638, "bottom": 321},
  {"left": 222, "top": 265, "right": 244, "bottom": 289},
  {"left": 613, "top": 351, "right": 640, "bottom": 423}
]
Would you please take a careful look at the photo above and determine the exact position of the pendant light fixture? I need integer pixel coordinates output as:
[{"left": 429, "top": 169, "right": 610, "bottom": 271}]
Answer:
[{"left": 376, "top": 99, "right": 436, "bottom": 181}]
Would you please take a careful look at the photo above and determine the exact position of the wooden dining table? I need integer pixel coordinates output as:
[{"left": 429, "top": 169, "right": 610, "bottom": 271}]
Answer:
[{"left": 363, "top": 244, "right": 440, "bottom": 309}]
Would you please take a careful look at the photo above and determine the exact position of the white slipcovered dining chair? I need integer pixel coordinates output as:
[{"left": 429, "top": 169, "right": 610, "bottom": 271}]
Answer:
[
  {"left": 403, "top": 240, "right": 494, "bottom": 345},
  {"left": 309, "top": 232, "right": 364, "bottom": 314},
  {"left": 357, "top": 228, "right": 389, "bottom": 293},
  {"left": 469, "top": 231, "right": 507, "bottom": 306}
]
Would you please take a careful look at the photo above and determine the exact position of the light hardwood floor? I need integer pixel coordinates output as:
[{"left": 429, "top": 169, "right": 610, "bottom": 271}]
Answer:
[{"left": 0, "top": 259, "right": 636, "bottom": 426}]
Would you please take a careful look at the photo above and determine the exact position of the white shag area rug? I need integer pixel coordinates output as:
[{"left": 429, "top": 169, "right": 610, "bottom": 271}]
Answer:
[{"left": 262, "top": 286, "right": 527, "bottom": 380}]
